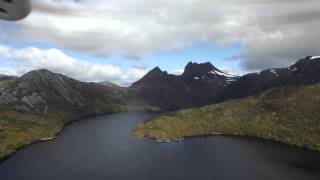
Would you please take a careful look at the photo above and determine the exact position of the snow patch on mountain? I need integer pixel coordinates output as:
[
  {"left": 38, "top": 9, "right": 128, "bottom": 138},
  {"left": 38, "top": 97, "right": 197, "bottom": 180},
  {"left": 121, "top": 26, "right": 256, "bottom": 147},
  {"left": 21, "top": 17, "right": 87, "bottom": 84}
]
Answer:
[
  {"left": 208, "top": 70, "right": 237, "bottom": 78},
  {"left": 270, "top": 69, "right": 277, "bottom": 74},
  {"left": 310, "top": 56, "right": 320, "bottom": 60}
]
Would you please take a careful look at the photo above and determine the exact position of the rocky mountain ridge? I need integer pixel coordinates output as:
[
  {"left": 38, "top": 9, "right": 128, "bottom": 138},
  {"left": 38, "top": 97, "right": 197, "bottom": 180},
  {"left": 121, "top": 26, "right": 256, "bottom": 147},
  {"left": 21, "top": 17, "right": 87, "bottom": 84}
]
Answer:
[
  {"left": 131, "top": 62, "right": 239, "bottom": 110},
  {"left": 1, "top": 56, "right": 319, "bottom": 113},
  {"left": 219, "top": 56, "right": 320, "bottom": 102},
  {"left": 131, "top": 56, "right": 320, "bottom": 110}
]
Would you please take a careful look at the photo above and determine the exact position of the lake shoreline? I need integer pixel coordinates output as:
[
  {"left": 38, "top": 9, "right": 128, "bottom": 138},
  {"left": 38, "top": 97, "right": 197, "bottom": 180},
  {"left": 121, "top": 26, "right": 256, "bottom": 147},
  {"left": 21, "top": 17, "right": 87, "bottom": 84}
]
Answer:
[
  {"left": 137, "top": 133, "right": 318, "bottom": 153},
  {"left": 1, "top": 111, "right": 320, "bottom": 180},
  {"left": 0, "top": 109, "right": 161, "bottom": 163}
]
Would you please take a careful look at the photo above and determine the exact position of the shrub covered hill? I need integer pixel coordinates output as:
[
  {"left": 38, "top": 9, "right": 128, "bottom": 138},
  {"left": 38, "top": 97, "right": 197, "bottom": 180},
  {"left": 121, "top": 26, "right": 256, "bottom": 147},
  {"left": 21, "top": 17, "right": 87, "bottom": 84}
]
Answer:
[
  {"left": 133, "top": 56, "right": 320, "bottom": 151},
  {"left": 133, "top": 83, "right": 320, "bottom": 150}
]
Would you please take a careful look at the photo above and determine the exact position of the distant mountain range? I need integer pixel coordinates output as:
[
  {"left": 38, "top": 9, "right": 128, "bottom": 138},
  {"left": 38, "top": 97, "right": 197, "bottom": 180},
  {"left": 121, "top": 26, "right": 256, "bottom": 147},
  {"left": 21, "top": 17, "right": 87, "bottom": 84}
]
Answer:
[
  {"left": 0, "top": 74, "right": 17, "bottom": 82},
  {"left": 131, "top": 56, "right": 320, "bottom": 110},
  {"left": 220, "top": 56, "right": 320, "bottom": 102},
  {"left": 0, "top": 56, "right": 320, "bottom": 159},
  {"left": 0, "top": 56, "right": 320, "bottom": 115},
  {"left": 1, "top": 56, "right": 320, "bottom": 115}
]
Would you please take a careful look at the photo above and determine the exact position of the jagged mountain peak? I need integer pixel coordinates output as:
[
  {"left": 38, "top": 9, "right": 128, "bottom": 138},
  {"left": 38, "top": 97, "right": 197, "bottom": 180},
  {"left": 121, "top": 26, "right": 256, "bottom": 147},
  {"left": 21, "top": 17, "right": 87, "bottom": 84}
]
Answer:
[
  {"left": 182, "top": 61, "right": 236, "bottom": 79},
  {"left": 148, "top": 66, "right": 166, "bottom": 76},
  {"left": 183, "top": 62, "right": 218, "bottom": 74},
  {"left": 131, "top": 61, "right": 240, "bottom": 109},
  {"left": 132, "top": 66, "right": 170, "bottom": 86}
]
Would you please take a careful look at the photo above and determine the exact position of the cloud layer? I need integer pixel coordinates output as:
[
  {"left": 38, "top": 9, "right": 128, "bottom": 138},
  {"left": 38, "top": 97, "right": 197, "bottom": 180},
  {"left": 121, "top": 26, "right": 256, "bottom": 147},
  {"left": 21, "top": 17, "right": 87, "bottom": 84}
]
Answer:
[
  {"left": 0, "top": 45, "right": 146, "bottom": 86},
  {"left": 1, "top": 0, "right": 320, "bottom": 71}
]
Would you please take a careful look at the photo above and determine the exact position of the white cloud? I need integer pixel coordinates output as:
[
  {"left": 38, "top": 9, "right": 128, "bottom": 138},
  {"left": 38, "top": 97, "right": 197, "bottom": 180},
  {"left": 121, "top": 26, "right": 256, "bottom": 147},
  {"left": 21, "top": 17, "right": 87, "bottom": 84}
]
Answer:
[
  {"left": 0, "top": 45, "right": 146, "bottom": 86},
  {"left": 0, "top": 67, "right": 19, "bottom": 76},
  {"left": 1, "top": 0, "right": 319, "bottom": 71},
  {"left": 220, "top": 67, "right": 250, "bottom": 76},
  {"left": 171, "top": 69, "right": 184, "bottom": 75}
]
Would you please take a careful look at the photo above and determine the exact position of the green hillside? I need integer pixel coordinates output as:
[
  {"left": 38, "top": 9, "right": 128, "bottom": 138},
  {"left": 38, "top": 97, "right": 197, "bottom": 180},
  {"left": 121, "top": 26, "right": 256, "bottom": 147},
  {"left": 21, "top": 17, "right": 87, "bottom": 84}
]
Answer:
[{"left": 133, "top": 83, "right": 320, "bottom": 151}]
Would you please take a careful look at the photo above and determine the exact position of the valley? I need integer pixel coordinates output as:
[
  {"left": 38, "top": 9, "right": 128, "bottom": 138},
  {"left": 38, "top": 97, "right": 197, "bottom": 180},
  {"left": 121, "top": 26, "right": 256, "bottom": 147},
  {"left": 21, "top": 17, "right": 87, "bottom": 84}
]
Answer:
[
  {"left": 1, "top": 1, "right": 319, "bottom": 179},
  {"left": 0, "top": 56, "right": 320, "bottom": 160}
]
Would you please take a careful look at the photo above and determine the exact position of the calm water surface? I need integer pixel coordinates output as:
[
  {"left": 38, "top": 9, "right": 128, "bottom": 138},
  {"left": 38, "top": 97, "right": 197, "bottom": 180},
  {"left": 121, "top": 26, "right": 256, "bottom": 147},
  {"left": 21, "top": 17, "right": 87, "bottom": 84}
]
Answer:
[{"left": 0, "top": 112, "right": 320, "bottom": 180}]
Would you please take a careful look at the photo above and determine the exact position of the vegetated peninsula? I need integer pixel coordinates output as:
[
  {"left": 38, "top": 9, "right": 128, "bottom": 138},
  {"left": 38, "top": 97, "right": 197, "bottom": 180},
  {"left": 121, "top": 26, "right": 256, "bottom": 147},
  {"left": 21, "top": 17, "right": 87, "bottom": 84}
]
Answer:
[
  {"left": 133, "top": 56, "right": 320, "bottom": 151},
  {"left": 133, "top": 83, "right": 320, "bottom": 151}
]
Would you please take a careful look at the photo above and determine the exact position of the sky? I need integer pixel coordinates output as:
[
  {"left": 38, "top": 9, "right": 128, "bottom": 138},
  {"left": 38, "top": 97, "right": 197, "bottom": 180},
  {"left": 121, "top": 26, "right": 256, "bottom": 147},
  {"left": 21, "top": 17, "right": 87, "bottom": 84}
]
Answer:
[{"left": 0, "top": 0, "right": 319, "bottom": 86}]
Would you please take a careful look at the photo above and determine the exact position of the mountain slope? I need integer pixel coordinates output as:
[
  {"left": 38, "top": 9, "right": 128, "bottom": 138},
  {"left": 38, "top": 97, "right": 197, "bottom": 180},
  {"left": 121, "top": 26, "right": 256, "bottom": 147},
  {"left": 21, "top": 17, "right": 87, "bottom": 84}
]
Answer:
[{"left": 133, "top": 83, "right": 320, "bottom": 151}]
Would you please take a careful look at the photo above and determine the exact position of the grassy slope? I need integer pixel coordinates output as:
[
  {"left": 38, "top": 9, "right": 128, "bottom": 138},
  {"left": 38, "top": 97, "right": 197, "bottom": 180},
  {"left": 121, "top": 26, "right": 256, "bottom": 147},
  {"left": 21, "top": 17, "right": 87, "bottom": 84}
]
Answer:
[
  {"left": 0, "top": 110, "right": 63, "bottom": 159},
  {"left": 133, "top": 83, "right": 320, "bottom": 151}
]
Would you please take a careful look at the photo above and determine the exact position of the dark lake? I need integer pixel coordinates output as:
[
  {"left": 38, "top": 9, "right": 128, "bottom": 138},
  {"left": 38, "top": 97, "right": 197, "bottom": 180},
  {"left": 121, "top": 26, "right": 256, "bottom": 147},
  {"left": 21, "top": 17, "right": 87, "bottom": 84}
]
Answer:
[{"left": 1, "top": 111, "right": 320, "bottom": 180}]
